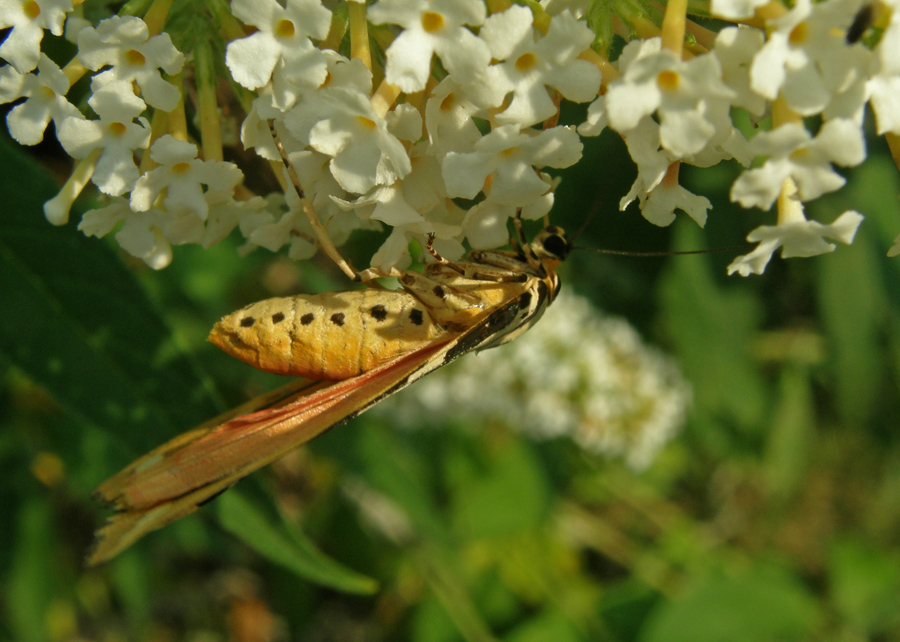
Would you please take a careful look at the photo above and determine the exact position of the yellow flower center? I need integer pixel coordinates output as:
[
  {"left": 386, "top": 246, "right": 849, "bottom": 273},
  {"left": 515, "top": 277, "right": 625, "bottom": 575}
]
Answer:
[
  {"left": 125, "top": 49, "right": 146, "bottom": 66},
  {"left": 276, "top": 19, "right": 296, "bottom": 38},
  {"left": 515, "top": 52, "right": 536, "bottom": 71},
  {"left": 422, "top": 12, "right": 444, "bottom": 33},
  {"left": 108, "top": 122, "right": 128, "bottom": 136},
  {"left": 24, "top": 0, "right": 41, "bottom": 19},
  {"left": 357, "top": 116, "right": 377, "bottom": 130},
  {"left": 440, "top": 93, "right": 456, "bottom": 111},
  {"left": 789, "top": 22, "right": 808, "bottom": 45},
  {"left": 172, "top": 161, "right": 192, "bottom": 174},
  {"left": 657, "top": 70, "right": 680, "bottom": 91},
  {"left": 500, "top": 146, "right": 519, "bottom": 158}
]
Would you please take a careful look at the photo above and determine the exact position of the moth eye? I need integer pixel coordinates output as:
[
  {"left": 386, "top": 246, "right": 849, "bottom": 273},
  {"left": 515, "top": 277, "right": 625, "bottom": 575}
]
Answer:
[{"left": 542, "top": 233, "right": 571, "bottom": 260}]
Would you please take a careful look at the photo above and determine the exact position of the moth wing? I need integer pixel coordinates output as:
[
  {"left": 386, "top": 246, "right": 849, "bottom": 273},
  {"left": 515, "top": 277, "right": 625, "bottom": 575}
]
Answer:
[
  {"left": 88, "top": 291, "right": 534, "bottom": 566},
  {"left": 87, "top": 339, "right": 454, "bottom": 566}
]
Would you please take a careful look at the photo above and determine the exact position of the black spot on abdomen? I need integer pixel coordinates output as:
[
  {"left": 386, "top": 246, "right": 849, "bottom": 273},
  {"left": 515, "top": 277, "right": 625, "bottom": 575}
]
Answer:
[
  {"left": 330, "top": 312, "right": 345, "bottom": 326},
  {"left": 409, "top": 309, "right": 424, "bottom": 326}
]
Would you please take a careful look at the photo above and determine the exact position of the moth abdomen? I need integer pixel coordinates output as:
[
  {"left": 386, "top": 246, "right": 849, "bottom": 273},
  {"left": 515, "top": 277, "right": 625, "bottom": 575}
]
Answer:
[{"left": 208, "top": 289, "right": 448, "bottom": 381}]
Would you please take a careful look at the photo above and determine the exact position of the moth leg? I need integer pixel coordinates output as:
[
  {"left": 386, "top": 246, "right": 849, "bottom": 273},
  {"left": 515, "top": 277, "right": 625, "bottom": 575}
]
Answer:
[
  {"left": 510, "top": 210, "right": 527, "bottom": 256},
  {"left": 268, "top": 119, "right": 363, "bottom": 282},
  {"left": 423, "top": 233, "right": 466, "bottom": 276},
  {"left": 355, "top": 266, "right": 407, "bottom": 282}
]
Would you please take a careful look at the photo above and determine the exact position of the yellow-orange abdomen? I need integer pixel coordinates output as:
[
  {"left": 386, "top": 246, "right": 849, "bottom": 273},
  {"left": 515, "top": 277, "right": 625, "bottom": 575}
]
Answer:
[{"left": 208, "top": 289, "right": 448, "bottom": 380}]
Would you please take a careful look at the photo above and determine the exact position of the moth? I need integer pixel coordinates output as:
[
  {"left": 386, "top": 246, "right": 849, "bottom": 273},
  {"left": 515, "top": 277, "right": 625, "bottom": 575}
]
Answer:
[{"left": 87, "top": 222, "right": 573, "bottom": 565}]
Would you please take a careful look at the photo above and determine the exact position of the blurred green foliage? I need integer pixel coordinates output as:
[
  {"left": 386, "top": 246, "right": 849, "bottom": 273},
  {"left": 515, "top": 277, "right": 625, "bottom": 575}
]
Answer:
[{"left": 2, "top": 118, "right": 900, "bottom": 642}]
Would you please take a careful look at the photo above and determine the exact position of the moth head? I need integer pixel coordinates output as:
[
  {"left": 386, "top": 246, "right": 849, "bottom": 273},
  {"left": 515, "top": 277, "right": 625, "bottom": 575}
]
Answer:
[{"left": 530, "top": 226, "right": 572, "bottom": 270}]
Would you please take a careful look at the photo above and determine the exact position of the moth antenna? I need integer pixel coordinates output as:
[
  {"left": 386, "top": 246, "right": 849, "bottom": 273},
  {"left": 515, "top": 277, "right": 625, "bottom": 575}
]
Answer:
[
  {"left": 267, "top": 119, "right": 361, "bottom": 282},
  {"left": 572, "top": 244, "right": 754, "bottom": 257}
]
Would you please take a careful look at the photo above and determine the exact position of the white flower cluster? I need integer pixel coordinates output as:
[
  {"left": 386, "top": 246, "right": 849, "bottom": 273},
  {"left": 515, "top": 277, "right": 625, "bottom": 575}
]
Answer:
[
  {"left": 1, "top": 0, "right": 898, "bottom": 273},
  {"left": 376, "top": 291, "right": 691, "bottom": 469}
]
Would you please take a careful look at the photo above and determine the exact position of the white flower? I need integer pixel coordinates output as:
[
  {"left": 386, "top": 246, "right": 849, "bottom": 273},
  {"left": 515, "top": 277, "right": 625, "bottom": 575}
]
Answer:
[
  {"left": 714, "top": 27, "right": 767, "bottom": 118},
  {"left": 462, "top": 187, "right": 554, "bottom": 249},
  {"left": 76, "top": 15, "right": 185, "bottom": 111},
  {"left": 541, "top": 0, "right": 592, "bottom": 18},
  {"left": 866, "top": 1, "right": 900, "bottom": 134},
  {"left": 618, "top": 117, "right": 670, "bottom": 212},
  {"left": 578, "top": 91, "right": 609, "bottom": 137},
  {"left": 606, "top": 38, "right": 736, "bottom": 159},
  {"left": 367, "top": 0, "right": 491, "bottom": 92},
  {"left": 278, "top": 52, "right": 374, "bottom": 147},
  {"left": 710, "top": 0, "right": 770, "bottom": 19},
  {"left": 242, "top": 151, "right": 380, "bottom": 260},
  {"left": 0, "top": 52, "right": 81, "bottom": 145},
  {"left": 639, "top": 177, "right": 711, "bottom": 228},
  {"left": 129, "top": 135, "right": 244, "bottom": 221},
  {"left": 423, "top": 77, "right": 486, "bottom": 158},
  {"left": 728, "top": 197, "right": 864, "bottom": 276},
  {"left": 442, "top": 124, "right": 582, "bottom": 206},
  {"left": 479, "top": 7, "right": 601, "bottom": 127},
  {"left": 307, "top": 88, "right": 416, "bottom": 194},
  {"left": 328, "top": 142, "right": 468, "bottom": 265},
  {"left": 225, "top": 0, "right": 331, "bottom": 100},
  {"left": 0, "top": 0, "right": 73, "bottom": 73},
  {"left": 750, "top": 0, "right": 871, "bottom": 117},
  {"left": 56, "top": 80, "right": 151, "bottom": 196},
  {"left": 730, "top": 119, "right": 865, "bottom": 210},
  {"left": 79, "top": 197, "right": 173, "bottom": 269}
]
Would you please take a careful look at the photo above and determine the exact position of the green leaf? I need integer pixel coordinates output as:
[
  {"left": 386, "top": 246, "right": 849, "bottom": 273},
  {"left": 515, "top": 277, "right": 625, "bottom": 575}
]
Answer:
[
  {"left": 816, "top": 232, "right": 886, "bottom": 425},
  {"left": 658, "top": 224, "right": 767, "bottom": 448},
  {"left": 450, "top": 439, "right": 551, "bottom": 539},
  {"left": 8, "top": 499, "right": 56, "bottom": 642},
  {"left": 828, "top": 539, "right": 900, "bottom": 634},
  {"left": 0, "top": 136, "right": 219, "bottom": 455},
  {"left": 215, "top": 489, "right": 377, "bottom": 594},
  {"left": 639, "top": 566, "right": 822, "bottom": 642},
  {"left": 504, "top": 609, "right": 584, "bottom": 642},
  {"left": 763, "top": 366, "right": 815, "bottom": 503}
]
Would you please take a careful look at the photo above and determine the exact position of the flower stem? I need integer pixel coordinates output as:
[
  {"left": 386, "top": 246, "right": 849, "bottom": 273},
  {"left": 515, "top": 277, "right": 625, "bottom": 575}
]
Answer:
[
  {"left": 166, "top": 72, "right": 188, "bottom": 143},
  {"left": 371, "top": 80, "right": 402, "bottom": 119},
  {"left": 195, "top": 42, "right": 224, "bottom": 162},
  {"left": 62, "top": 59, "right": 87, "bottom": 87},
  {"left": 142, "top": 0, "right": 174, "bottom": 36},
  {"left": 44, "top": 149, "right": 101, "bottom": 225},
  {"left": 349, "top": 1, "right": 372, "bottom": 72},
  {"left": 321, "top": 3, "right": 349, "bottom": 51},
  {"left": 661, "top": 0, "right": 688, "bottom": 55}
]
